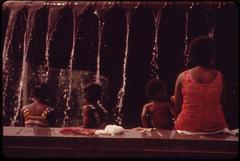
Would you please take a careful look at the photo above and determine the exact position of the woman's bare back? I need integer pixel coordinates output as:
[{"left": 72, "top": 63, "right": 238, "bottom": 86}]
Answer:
[{"left": 188, "top": 66, "right": 218, "bottom": 84}]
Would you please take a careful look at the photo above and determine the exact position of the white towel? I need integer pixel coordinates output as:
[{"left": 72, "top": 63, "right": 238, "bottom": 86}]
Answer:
[{"left": 95, "top": 125, "right": 125, "bottom": 136}]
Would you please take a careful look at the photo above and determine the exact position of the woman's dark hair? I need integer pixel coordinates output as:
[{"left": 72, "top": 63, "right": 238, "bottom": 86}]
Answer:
[
  {"left": 145, "top": 79, "right": 167, "bottom": 100},
  {"left": 32, "top": 82, "right": 51, "bottom": 104},
  {"left": 84, "top": 83, "right": 102, "bottom": 103},
  {"left": 188, "top": 35, "right": 216, "bottom": 67}
]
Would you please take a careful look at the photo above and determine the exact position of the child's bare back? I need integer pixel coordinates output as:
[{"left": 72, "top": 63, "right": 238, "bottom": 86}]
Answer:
[
  {"left": 141, "top": 79, "right": 174, "bottom": 129},
  {"left": 142, "top": 102, "right": 173, "bottom": 129}
]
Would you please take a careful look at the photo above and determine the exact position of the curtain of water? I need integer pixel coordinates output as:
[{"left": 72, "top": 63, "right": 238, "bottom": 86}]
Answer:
[
  {"left": 44, "top": 6, "right": 63, "bottom": 82},
  {"left": 2, "top": 10, "right": 18, "bottom": 70},
  {"left": 21, "top": 8, "right": 37, "bottom": 106},
  {"left": 62, "top": 6, "right": 87, "bottom": 127},
  {"left": 95, "top": 2, "right": 114, "bottom": 84},
  {"left": 184, "top": 3, "right": 194, "bottom": 67},
  {"left": 2, "top": 9, "right": 18, "bottom": 115},
  {"left": 150, "top": 9, "right": 162, "bottom": 80},
  {"left": 184, "top": 10, "right": 189, "bottom": 67},
  {"left": 114, "top": 10, "right": 132, "bottom": 126},
  {"left": 95, "top": 12, "right": 104, "bottom": 84},
  {"left": 11, "top": 5, "right": 40, "bottom": 126}
]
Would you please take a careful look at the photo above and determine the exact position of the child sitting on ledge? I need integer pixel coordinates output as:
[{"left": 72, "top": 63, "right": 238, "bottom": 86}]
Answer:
[
  {"left": 81, "top": 83, "right": 108, "bottom": 129},
  {"left": 20, "top": 82, "right": 56, "bottom": 127},
  {"left": 141, "top": 79, "right": 174, "bottom": 129}
]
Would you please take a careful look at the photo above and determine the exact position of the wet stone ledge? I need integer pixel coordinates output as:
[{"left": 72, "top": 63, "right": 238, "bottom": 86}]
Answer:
[{"left": 2, "top": 127, "right": 238, "bottom": 159}]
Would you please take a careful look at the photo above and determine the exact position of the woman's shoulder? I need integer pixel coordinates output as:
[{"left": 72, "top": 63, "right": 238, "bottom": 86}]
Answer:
[
  {"left": 176, "top": 70, "right": 188, "bottom": 83},
  {"left": 178, "top": 70, "right": 187, "bottom": 76},
  {"left": 143, "top": 102, "right": 154, "bottom": 109}
]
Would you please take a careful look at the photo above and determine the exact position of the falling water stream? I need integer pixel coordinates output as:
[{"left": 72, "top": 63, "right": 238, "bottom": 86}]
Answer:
[
  {"left": 11, "top": 3, "right": 42, "bottom": 126},
  {"left": 94, "top": 2, "right": 114, "bottom": 84},
  {"left": 62, "top": 5, "right": 88, "bottom": 127},
  {"left": 184, "top": 10, "right": 189, "bottom": 67},
  {"left": 114, "top": 10, "right": 132, "bottom": 125},
  {"left": 149, "top": 9, "right": 162, "bottom": 80},
  {"left": 207, "top": 6, "right": 217, "bottom": 39},
  {"left": 94, "top": 9, "right": 105, "bottom": 84},
  {"left": 2, "top": 10, "right": 18, "bottom": 71},
  {"left": 2, "top": 2, "right": 27, "bottom": 123},
  {"left": 44, "top": 5, "right": 63, "bottom": 82},
  {"left": 2, "top": 9, "right": 18, "bottom": 117},
  {"left": 96, "top": 18, "right": 104, "bottom": 84},
  {"left": 3, "top": 2, "right": 28, "bottom": 126}
]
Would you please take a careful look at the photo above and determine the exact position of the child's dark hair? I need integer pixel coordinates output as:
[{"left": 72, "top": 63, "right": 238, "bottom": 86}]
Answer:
[
  {"left": 188, "top": 35, "right": 216, "bottom": 67},
  {"left": 32, "top": 82, "right": 51, "bottom": 104},
  {"left": 145, "top": 79, "right": 167, "bottom": 100},
  {"left": 84, "top": 83, "right": 102, "bottom": 103}
]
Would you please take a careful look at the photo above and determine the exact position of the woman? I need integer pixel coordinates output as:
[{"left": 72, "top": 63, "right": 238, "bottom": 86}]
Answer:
[
  {"left": 20, "top": 82, "right": 56, "bottom": 127},
  {"left": 172, "top": 36, "right": 228, "bottom": 132}
]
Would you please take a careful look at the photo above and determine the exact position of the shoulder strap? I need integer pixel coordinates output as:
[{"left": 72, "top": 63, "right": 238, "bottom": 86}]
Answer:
[{"left": 216, "top": 71, "right": 223, "bottom": 87}]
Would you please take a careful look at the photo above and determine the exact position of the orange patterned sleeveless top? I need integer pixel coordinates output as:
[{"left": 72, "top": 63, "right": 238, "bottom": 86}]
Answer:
[{"left": 174, "top": 70, "right": 228, "bottom": 132}]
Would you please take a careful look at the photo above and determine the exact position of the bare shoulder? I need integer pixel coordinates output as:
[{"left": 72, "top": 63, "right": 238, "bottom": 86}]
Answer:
[
  {"left": 21, "top": 104, "right": 32, "bottom": 112},
  {"left": 82, "top": 105, "right": 91, "bottom": 111},
  {"left": 22, "top": 105, "right": 28, "bottom": 110},
  {"left": 176, "top": 71, "right": 185, "bottom": 84},
  {"left": 143, "top": 102, "right": 153, "bottom": 109},
  {"left": 20, "top": 106, "right": 27, "bottom": 113},
  {"left": 178, "top": 71, "right": 186, "bottom": 79}
]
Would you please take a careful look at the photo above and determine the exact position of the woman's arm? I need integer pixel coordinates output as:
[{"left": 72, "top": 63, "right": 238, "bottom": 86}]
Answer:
[
  {"left": 141, "top": 105, "right": 149, "bottom": 128},
  {"left": 220, "top": 73, "right": 227, "bottom": 112},
  {"left": 169, "top": 99, "right": 177, "bottom": 119},
  {"left": 174, "top": 73, "right": 184, "bottom": 117},
  {"left": 219, "top": 72, "right": 230, "bottom": 128}
]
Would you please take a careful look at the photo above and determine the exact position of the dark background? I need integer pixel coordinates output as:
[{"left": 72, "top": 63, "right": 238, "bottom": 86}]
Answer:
[{"left": 1, "top": 2, "right": 238, "bottom": 128}]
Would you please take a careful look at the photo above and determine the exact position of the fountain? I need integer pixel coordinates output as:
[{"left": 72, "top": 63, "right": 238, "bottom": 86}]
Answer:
[{"left": 2, "top": 1, "right": 230, "bottom": 127}]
